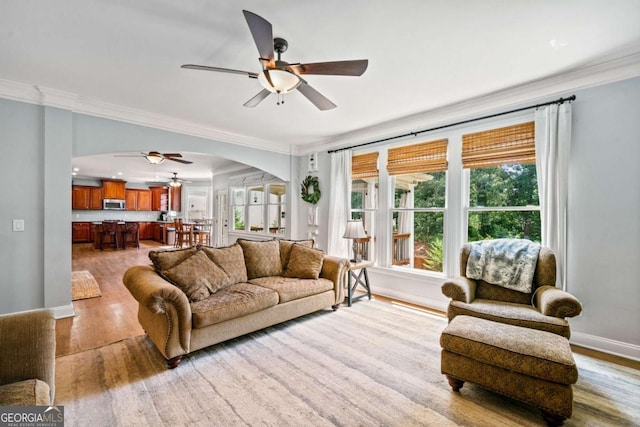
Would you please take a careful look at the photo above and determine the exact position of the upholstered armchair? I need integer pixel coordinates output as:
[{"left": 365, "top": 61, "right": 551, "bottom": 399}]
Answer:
[
  {"left": 441, "top": 241, "right": 582, "bottom": 338},
  {"left": 0, "top": 310, "right": 56, "bottom": 405}
]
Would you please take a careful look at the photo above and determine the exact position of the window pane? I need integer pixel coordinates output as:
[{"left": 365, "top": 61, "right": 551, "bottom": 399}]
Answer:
[
  {"left": 468, "top": 210, "right": 541, "bottom": 242},
  {"left": 248, "top": 205, "right": 263, "bottom": 232},
  {"left": 393, "top": 211, "right": 444, "bottom": 273},
  {"left": 249, "top": 186, "right": 264, "bottom": 205},
  {"left": 469, "top": 164, "right": 539, "bottom": 207},
  {"left": 233, "top": 206, "right": 245, "bottom": 231},
  {"left": 268, "top": 204, "right": 285, "bottom": 234},
  {"left": 394, "top": 171, "right": 446, "bottom": 208},
  {"left": 269, "top": 184, "right": 286, "bottom": 203},
  {"left": 233, "top": 189, "right": 245, "bottom": 205},
  {"left": 351, "top": 178, "right": 378, "bottom": 209}
]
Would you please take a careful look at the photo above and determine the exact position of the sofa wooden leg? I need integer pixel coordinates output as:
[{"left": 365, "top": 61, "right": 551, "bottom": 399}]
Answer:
[
  {"left": 541, "top": 411, "right": 566, "bottom": 426},
  {"left": 331, "top": 304, "right": 340, "bottom": 311},
  {"left": 167, "top": 355, "right": 183, "bottom": 369},
  {"left": 446, "top": 375, "right": 464, "bottom": 392}
]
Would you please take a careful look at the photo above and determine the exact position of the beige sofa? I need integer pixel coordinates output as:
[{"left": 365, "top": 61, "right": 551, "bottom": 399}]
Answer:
[
  {"left": 124, "top": 239, "right": 348, "bottom": 368},
  {"left": 0, "top": 310, "right": 56, "bottom": 405}
]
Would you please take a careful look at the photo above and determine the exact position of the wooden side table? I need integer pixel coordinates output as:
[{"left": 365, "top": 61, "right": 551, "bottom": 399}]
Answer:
[{"left": 346, "top": 260, "right": 373, "bottom": 307}]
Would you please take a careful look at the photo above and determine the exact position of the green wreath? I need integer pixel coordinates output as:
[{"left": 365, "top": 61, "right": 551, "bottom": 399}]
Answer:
[{"left": 300, "top": 175, "right": 321, "bottom": 204}]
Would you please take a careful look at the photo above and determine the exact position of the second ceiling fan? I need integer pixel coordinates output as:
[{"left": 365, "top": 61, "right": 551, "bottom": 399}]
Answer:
[{"left": 181, "top": 10, "right": 368, "bottom": 110}]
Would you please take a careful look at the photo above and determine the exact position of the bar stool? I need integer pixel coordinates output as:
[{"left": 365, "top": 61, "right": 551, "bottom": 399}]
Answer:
[
  {"left": 193, "top": 220, "right": 211, "bottom": 246},
  {"left": 174, "top": 219, "right": 191, "bottom": 248},
  {"left": 122, "top": 222, "right": 139, "bottom": 249},
  {"left": 100, "top": 221, "right": 120, "bottom": 250}
]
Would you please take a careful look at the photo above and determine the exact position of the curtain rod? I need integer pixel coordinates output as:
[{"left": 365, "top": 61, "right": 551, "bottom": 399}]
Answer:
[{"left": 327, "top": 95, "right": 576, "bottom": 154}]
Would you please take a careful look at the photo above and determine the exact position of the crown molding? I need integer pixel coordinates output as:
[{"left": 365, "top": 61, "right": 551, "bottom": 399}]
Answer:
[
  {"left": 0, "top": 78, "right": 293, "bottom": 155},
  {"left": 297, "top": 48, "right": 640, "bottom": 155}
]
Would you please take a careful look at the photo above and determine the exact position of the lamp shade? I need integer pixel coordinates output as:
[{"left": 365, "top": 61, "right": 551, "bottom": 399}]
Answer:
[
  {"left": 258, "top": 69, "right": 301, "bottom": 94},
  {"left": 343, "top": 220, "right": 367, "bottom": 239}
]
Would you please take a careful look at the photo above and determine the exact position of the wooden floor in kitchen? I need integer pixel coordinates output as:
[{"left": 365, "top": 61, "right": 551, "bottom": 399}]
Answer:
[{"left": 56, "top": 241, "right": 166, "bottom": 356}]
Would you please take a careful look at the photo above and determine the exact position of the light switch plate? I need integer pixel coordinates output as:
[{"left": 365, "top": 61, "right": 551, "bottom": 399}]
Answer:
[{"left": 13, "top": 219, "right": 25, "bottom": 232}]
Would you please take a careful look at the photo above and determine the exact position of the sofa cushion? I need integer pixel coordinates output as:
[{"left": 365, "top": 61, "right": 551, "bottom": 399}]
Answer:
[
  {"left": 201, "top": 243, "right": 247, "bottom": 284},
  {"left": 163, "top": 251, "right": 230, "bottom": 301},
  {"left": 190, "top": 283, "right": 279, "bottom": 328},
  {"left": 0, "top": 379, "right": 51, "bottom": 406},
  {"left": 279, "top": 239, "right": 314, "bottom": 270},
  {"left": 448, "top": 299, "right": 571, "bottom": 338},
  {"left": 283, "top": 244, "right": 324, "bottom": 279},
  {"left": 249, "top": 276, "right": 334, "bottom": 303},
  {"left": 238, "top": 239, "right": 282, "bottom": 279},
  {"left": 149, "top": 246, "right": 199, "bottom": 273}
]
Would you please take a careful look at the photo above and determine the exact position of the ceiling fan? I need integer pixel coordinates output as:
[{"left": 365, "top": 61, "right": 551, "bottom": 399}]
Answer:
[
  {"left": 114, "top": 151, "right": 193, "bottom": 165},
  {"left": 181, "top": 10, "right": 368, "bottom": 110},
  {"left": 168, "top": 172, "right": 190, "bottom": 187}
]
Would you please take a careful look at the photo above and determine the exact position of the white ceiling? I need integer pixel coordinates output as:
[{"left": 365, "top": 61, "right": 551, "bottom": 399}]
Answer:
[{"left": 2, "top": 1, "right": 640, "bottom": 183}]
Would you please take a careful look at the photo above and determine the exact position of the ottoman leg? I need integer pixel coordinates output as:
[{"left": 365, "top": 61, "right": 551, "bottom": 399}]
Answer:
[
  {"left": 446, "top": 375, "right": 464, "bottom": 392},
  {"left": 541, "top": 410, "right": 566, "bottom": 426}
]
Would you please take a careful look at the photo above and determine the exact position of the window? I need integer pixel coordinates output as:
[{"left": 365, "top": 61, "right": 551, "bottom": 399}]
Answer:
[
  {"left": 388, "top": 139, "right": 448, "bottom": 273},
  {"left": 350, "top": 152, "right": 378, "bottom": 261},
  {"left": 462, "top": 122, "right": 540, "bottom": 242},
  {"left": 231, "top": 180, "right": 287, "bottom": 235}
]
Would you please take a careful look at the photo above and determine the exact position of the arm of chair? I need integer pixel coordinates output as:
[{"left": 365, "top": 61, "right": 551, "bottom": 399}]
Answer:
[
  {"left": 320, "top": 255, "right": 349, "bottom": 305},
  {"left": 534, "top": 285, "right": 583, "bottom": 318},
  {"left": 441, "top": 277, "right": 477, "bottom": 303},
  {"left": 123, "top": 265, "right": 192, "bottom": 359},
  {"left": 0, "top": 310, "right": 56, "bottom": 404}
]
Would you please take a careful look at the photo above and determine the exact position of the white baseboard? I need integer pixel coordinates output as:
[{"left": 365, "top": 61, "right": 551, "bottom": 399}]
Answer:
[
  {"left": 50, "top": 304, "right": 75, "bottom": 319},
  {"left": 570, "top": 331, "right": 640, "bottom": 362},
  {"left": 372, "top": 285, "right": 449, "bottom": 313}
]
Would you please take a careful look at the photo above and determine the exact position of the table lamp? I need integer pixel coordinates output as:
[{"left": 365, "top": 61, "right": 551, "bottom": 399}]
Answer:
[{"left": 343, "top": 219, "right": 367, "bottom": 262}]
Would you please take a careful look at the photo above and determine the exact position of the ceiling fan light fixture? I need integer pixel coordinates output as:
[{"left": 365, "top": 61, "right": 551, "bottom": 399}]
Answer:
[
  {"left": 169, "top": 180, "right": 182, "bottom": 187},
  {"left": 258, "top": 69, "right": 300, "bottom": 94},
  {"left": 145, "top": 153, "right": 165, "bottom": 164}
]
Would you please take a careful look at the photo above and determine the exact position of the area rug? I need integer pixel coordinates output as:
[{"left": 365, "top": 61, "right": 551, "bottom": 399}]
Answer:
[
  {"left": 55, "top": 300, "right": 640, "bottom": 426},
  {"left": 71, "top": 270, "right": 102, "bottom": 300}
]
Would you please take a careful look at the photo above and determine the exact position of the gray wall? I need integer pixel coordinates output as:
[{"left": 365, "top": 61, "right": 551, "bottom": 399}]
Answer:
[{"left": 567, "top": 77, "right": 640, "bottom": 350}]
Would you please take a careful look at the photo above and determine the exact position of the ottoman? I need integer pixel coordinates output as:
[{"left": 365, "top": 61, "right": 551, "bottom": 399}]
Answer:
[{"left": 440, "top": 315, "right": 578, "bottom": 426}]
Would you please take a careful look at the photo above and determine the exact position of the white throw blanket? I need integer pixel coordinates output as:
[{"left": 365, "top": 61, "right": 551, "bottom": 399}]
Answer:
[{"left": 465, "top": 239, "right": 541, "bottom": 293}]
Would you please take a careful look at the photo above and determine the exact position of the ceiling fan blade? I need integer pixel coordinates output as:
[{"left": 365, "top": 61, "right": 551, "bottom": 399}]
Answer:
[
  {"left": 181, "top": 64, "right": 258, "bottom": 78},
  {"left": 114, "top": 154, "right": 145, "bottom": 158},
  {"left": 289, "top": 60, "right": 368, "bottom": 76},
  {"left": 167, "top": 158, "right": 193, "bottom": 164},
  {"left": 242, "top": 10, "right": 274, "bottom": 62},
  {"left": 162, "top": 153, "right": 183, "bottom": 158},
  {"left": 297, "top": 81, "right": 336, "bottom": 111},
  {"left": 244, "top": 89, "right": 272, "bottom": 108}
]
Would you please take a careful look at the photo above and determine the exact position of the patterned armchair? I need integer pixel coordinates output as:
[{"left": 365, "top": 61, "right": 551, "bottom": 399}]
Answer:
[{"left": 441, "top": 241, "right": 582, "bottom": 338}]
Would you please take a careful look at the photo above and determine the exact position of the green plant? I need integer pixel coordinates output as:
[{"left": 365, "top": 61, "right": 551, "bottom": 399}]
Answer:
[
  {"left": 300, "top": 175, "right": 321, "bottom": 204},
  {"left": 423, "top": 237, "right": 444, "bottom": 272}
]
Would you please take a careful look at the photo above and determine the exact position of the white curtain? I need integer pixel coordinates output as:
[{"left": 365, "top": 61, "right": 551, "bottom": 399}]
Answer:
[
  {"left": 535, "top": 103, "right": 572, "bottom": 290},
  {"left": 327, "top": 150, "right": 352, "bottom": 258}
]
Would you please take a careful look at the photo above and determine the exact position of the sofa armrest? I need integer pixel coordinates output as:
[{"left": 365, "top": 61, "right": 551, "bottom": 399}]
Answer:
[
  {"left": 0, "top": 310, "right": 56, "bottom": 404},
  {"left": 123, "top": 265, "right": 192, "bottom": 357},
  {"left": 320, "top": 255, "right": 349, "bottom": 304},
  {"left": 534, "top": 285, "right": 583, "bottom": 318},
  {"left": 441, "top": 277, "right": 477, "bottom": 303}
]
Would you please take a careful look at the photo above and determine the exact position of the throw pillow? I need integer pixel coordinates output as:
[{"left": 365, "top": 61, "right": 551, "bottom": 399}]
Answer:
[
  {"left": 163, "top": 250, "right": 230, "bottom": 301},
  {"left": 149, "top": 246, "right": 199, "bottom": 273},
  {"left": 237, "top": 239, "right": 282, "bottom": 279},
  {"left": 279, "top": 239, "right": 314, "bottom": 271},
  {"left": 201, "top": 243, "right": 247, "bottom": 284},
  {"left": 283, "top": 244, "right": 324, "bottom": 279}
]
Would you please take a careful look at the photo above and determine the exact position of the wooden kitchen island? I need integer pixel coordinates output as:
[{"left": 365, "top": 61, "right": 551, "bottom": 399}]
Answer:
[{"left": 88, "top": 221, "right": 174, "bottom": 249}]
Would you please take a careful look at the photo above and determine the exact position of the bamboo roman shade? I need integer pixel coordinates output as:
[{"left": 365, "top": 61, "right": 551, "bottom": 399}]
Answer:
[
  {"left": 352, "top": 152, "right": 379, "bottom": 179},
  {"left": 386, "top": 139, "right": 448, "bottom": 175},
  {"left": 462, "top": 121, "right": 535, "bottom": 169}
]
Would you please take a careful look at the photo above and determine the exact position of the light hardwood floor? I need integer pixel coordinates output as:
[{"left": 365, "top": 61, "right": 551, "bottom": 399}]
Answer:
[{"left": 61, "top": 242, "right": 639, "bottom": 371}]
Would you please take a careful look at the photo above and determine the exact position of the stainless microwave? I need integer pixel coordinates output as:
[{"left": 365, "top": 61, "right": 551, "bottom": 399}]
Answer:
[{"left": 103, "top": 199, "right": 126, "bottom": 210}]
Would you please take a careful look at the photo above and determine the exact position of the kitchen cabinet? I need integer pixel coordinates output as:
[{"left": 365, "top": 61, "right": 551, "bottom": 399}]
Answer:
[
  {"left": 150, "top": 186, "right": 168, "bottom": 211},
  {"left": 125, "top": 189, "right": 152, "bottom": 211},
  {"left": 72, "top": 222, "right": 92, "bottom": 243},
  {"left": 102, "top": 179, "right": 126, "bottom": 200},
  {"left": 139, "top": 222, "right": 154, "bottom": 240},
  {"left": 72, "top": 186, "right": 102, "bottom": 210},
  {"left": 89, "top": 187, "right": 103, "bottom": 209},
  {"left": 170, "top": 185, "right": 181, "bottom": 211}
]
